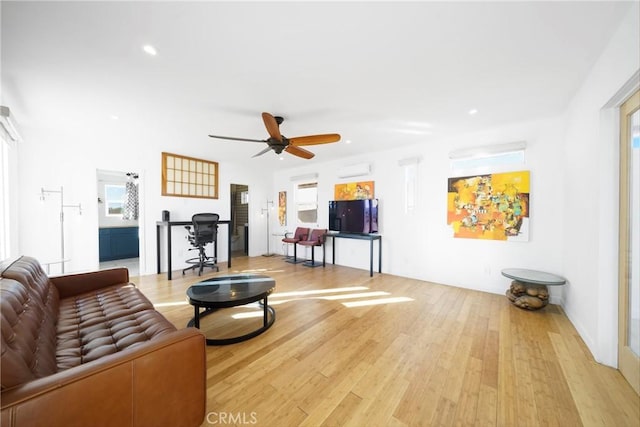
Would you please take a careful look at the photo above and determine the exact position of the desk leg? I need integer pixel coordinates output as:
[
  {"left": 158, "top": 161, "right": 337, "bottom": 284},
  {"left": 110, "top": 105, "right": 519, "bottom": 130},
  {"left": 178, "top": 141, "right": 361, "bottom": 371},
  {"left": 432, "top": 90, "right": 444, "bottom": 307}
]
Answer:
[
  {"left": 332, "top": 238, "right": 336, "bottom": 264},
  {"left": 369, "top": 239, "right": 374, "bottom": 277},
  {"left": 378, "top": 237, "right": 382, "bottom": 273},
  {"left": 156, "top": 225, "right": 161, "bottom": 274},
  {"left": 167, "top": 225, "right": 173, "bottom": 280},
  {"left": 228, "top": 226, "right": 232, "bottom": 268}
]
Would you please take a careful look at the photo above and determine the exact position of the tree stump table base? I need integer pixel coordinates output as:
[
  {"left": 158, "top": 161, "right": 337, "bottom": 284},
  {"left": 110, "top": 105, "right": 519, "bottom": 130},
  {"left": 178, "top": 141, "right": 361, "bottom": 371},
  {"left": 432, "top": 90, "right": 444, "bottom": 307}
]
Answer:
[{"left": 505, "top": 280, "right": 549, "bottom": 310}]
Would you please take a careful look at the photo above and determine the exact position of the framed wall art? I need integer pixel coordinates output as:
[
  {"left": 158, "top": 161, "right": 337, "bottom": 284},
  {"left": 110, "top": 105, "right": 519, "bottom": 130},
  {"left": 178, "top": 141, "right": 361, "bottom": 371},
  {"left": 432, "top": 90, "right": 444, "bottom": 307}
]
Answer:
[
  {"left": 278, "top": 191, "right": 286, "bottom": 226},
  {"left": 334, "top": 181, "right": 374, "bottom": 200},
  {"left": 447, "top": 170, "right": 530, "bottom": 241}
]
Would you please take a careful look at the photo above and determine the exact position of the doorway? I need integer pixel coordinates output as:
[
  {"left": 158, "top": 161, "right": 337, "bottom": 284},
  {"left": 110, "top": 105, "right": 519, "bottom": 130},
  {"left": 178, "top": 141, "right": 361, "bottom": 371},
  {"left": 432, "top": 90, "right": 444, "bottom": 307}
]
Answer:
[
  {"left": 618, "top": 89, "right": 639, "bottom": 395},
  {"left": 97, "top": 169, "right": 141, "bottom": 276},
  {"left": 230, "top": 183, "right": 249, "bottom": 257}
]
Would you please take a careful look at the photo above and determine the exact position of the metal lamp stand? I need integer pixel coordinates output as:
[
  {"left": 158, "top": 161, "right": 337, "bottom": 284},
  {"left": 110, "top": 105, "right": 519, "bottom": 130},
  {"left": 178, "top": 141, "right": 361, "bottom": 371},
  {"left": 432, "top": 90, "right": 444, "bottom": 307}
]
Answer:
[
  {"left": 40, "top": 186, "right": 82, "bottom": 273},
  {"left": 261, "top": 200, "right": 275, "bottom": 257}
]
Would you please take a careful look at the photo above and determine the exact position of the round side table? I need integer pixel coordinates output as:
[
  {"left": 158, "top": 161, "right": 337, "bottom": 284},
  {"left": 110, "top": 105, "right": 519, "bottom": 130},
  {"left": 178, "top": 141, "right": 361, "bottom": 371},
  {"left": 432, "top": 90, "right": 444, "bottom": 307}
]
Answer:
[{"left": 501, "top": 268, "right": 566, "bottom": 310}]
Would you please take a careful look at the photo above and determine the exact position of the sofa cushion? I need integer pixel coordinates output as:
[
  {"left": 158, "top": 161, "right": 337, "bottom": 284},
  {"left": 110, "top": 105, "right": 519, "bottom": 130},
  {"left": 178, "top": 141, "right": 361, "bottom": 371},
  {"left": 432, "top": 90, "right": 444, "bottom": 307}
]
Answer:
[
  {"left": 56, "top": 285, "right": 176, "bottom": 369},
  {"left": 1, "top": 256, "right": 61, "bottom": 390}
]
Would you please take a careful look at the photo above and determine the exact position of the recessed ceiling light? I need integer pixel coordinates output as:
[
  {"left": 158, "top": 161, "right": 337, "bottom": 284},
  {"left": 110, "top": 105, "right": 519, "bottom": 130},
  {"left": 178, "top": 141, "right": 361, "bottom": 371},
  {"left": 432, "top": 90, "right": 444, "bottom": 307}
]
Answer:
[
  {"left": 468, "top": 109, "right": 478, "bottom": 115},
  {"left": 142, "top": 45, "right": 157, "bottom": 56},
  {"left": 110, "top": 115, "right": 119, "bottom": 120},
  {"left": 279, "top": 156, "right": 284, "bottom": 160},
  {"left": 345, "top": 139, "right": 352, "bottom": 144}
]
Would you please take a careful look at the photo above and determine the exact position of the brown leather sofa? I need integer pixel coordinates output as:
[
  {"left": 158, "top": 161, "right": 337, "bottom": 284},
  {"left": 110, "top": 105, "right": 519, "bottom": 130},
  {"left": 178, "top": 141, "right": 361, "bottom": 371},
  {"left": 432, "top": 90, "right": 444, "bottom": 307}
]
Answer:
[{"left": 0, "top": 256, "right": 206, "bottom": 427}]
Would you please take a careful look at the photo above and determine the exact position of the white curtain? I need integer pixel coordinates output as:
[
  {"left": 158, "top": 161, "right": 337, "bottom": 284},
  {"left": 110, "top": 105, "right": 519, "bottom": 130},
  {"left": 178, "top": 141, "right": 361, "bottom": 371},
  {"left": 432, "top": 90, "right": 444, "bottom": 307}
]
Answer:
[{"left": 122, "top": 178, "right": 138, "bottom": 220}]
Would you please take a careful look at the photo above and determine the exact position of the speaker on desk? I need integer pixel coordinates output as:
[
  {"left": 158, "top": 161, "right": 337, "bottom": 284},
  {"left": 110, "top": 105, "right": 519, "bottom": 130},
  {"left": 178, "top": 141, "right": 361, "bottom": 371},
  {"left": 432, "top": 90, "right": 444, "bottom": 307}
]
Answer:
[{"left": 162, "top": 210, "right": 170, "bottom": 222}]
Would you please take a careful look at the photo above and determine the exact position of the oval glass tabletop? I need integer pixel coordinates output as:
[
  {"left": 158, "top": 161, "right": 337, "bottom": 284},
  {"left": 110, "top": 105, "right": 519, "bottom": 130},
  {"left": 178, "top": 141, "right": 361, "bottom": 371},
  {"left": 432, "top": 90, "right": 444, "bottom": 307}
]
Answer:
[
  {"left": 187, "top": 274, "right": 275, "bottom": 304},
  {"left": 501, "top": 268, "right": 566, "bottom": 286}
]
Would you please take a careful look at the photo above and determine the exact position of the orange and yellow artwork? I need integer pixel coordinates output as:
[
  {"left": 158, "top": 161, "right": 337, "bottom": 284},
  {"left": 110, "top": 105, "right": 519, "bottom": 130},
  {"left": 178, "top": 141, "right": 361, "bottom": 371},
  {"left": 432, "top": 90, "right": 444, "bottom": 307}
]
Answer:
[
  {"left": 278, "top": 191, "right": 286, "bottom": 226},
  {"left": 447, "top": 171, "right": 530, "bottom": 241},
  {"left": 334, "top": 181, "right": 374, "bottom": 200}
]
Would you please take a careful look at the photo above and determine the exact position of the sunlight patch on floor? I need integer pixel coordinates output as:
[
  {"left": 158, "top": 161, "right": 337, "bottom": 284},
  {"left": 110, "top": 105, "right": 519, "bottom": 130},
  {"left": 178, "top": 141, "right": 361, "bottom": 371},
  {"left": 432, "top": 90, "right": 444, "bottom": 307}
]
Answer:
[
  {"left": 268, "top": 291, "right": 391, "bottom": 306},
  {"left": 153, "top": 301, "right": 189, "bottom": 308},
  {"left": 232, "top": 311, "right": 265, "bottom": 319},
  {"left": 270, "top": 286, "right": 369, "bottom": 298}
]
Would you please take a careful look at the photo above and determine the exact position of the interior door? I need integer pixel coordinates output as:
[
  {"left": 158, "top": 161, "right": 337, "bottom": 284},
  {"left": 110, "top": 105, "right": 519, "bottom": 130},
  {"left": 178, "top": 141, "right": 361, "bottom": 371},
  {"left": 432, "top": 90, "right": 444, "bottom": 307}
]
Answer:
[
  {"left": 619, "top": 89, "right": 640, "bottom": 395},
  {"left": 230, "top": 183, "right": 249, "bottom": 257}
]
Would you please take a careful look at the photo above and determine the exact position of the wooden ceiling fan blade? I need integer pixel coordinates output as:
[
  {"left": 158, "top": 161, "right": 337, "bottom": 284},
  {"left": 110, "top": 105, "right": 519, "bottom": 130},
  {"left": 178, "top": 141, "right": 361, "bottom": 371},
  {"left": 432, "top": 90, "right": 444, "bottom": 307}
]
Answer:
[
  {"left": 262, "top": 112, "right": 283, "bottom": 141},
  {"left": 289, "top": 133, "right": 341, "bottom": 146},
  {"left": 285, "top": 145, "right": 315, "bottom": 159},
  {"left": 209, "top": 134, "right": 266, "bottom": 143},
  {"left": 252, "top": 146, "right": 273, "bottom": 158}
]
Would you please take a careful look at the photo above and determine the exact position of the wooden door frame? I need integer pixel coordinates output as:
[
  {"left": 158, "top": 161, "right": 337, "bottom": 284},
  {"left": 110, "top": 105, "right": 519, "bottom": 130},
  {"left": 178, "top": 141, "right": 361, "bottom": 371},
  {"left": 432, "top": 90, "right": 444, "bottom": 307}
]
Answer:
[{"left": 618, "top": 89, "right": 640, "bottom": 395}]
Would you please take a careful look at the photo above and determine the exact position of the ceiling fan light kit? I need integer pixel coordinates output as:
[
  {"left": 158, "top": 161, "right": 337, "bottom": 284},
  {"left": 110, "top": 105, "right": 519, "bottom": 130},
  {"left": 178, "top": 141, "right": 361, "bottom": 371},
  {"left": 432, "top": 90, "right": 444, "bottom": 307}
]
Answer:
[{"left": 208, "top": 112, "right": 341, "bottom": 159}]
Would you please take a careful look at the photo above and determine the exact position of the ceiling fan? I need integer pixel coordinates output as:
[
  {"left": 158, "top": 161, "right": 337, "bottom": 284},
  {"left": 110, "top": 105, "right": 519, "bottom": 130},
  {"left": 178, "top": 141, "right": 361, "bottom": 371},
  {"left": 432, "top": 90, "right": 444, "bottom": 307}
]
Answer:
[{"left": 208, "top": 112, "right": 340, "bottom": 159}]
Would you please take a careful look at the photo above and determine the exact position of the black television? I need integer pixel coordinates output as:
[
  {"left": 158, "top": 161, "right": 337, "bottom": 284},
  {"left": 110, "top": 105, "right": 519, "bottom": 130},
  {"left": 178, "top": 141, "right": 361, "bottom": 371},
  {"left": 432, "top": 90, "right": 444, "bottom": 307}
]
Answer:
[{"left": 328, "top": 199, "right": 378, "bottom": 234}]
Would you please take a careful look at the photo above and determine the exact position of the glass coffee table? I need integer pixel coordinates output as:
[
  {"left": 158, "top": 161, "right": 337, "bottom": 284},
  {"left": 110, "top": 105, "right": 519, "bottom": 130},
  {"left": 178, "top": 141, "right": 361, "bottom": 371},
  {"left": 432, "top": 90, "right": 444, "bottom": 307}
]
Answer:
[
  {"left": 502, "top": 268, "right": 566, "bottom": 310},
  {"left": 186, "top": 274, "right": 276, "bottom": 345}
]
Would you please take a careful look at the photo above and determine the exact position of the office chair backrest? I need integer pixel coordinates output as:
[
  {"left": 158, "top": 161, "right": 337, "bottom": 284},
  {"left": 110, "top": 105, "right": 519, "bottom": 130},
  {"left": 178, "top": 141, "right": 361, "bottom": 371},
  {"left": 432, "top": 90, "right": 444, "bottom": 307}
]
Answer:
[{"left": 192, "top": 213, "right": 219, "bottom": 245}]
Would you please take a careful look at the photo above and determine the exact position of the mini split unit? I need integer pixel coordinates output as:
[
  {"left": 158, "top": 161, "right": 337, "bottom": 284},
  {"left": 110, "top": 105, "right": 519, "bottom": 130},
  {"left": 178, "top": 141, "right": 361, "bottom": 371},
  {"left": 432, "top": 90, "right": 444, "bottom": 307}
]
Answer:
[{"left": 337, "top": 163, "right": 371, "bottom": 178}]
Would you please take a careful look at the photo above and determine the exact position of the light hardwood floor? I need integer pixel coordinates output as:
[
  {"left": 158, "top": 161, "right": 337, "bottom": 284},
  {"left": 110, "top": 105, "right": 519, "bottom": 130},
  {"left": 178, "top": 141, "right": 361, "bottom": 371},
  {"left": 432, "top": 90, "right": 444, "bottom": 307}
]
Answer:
[{"left": 134, "top": 256, "right": 639, "bottom": 426}]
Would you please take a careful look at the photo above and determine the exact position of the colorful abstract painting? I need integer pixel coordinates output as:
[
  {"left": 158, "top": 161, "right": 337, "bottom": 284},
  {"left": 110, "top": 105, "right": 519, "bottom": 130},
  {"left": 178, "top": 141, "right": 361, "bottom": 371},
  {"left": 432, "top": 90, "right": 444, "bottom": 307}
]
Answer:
[
  {"left": 334, "top": 181, "right": 374, "bottom": 200},
  {"left": 278, "top": 191, "right": 286, "bottom": 226},
  {"left": 447, "top": 171, "right": 530, "bottom": 241}
]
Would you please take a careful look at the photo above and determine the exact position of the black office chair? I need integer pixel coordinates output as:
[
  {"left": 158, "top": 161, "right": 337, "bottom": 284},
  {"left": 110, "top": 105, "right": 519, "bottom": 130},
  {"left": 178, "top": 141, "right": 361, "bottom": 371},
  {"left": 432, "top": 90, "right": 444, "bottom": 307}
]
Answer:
[{"left": 182, "top": 213, "right": 220, "bottom": 276}]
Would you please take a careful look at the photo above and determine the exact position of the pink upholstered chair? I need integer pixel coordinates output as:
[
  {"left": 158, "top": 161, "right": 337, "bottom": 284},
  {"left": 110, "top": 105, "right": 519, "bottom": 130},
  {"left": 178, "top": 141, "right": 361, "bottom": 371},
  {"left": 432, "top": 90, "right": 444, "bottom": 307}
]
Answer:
[
  {"left": 282, "top": 227, "right": 309, "bottom": 264},
  {"left": 298, "top": 229, "right": 327, "bottom": 268}
]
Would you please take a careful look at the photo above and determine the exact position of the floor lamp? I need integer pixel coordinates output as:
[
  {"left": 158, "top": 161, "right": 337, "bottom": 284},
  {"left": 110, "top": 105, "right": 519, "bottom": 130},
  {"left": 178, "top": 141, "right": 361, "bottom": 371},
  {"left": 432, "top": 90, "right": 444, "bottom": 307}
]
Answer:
[
  {"left": 40, "top": 186, "right": 82, "bottom": 273},
  {"left": 261, "top": 200, "right": 275, "bottom": 257}
]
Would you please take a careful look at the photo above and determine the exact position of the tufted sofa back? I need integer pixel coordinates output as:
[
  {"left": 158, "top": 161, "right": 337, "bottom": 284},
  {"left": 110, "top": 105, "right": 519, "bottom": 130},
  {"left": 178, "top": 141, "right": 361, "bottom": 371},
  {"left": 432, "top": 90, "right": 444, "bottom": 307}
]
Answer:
[{"left": 1, "top": 256, "right": 60, "bottom": 390}]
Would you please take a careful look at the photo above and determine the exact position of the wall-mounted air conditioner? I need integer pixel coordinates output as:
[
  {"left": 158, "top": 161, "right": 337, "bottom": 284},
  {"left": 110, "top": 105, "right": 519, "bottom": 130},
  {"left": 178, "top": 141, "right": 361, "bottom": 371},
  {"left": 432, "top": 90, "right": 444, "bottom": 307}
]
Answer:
[{"left": 337, "top": 163, "right": 370, "bottom": 178}]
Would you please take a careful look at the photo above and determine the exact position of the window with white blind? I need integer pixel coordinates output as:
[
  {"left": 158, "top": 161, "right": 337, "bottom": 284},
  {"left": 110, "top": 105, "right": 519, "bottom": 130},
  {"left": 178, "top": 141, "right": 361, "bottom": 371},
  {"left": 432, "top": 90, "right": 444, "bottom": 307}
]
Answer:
[{"left": 296, "top": 182, "right": 318, "bottom": 223}]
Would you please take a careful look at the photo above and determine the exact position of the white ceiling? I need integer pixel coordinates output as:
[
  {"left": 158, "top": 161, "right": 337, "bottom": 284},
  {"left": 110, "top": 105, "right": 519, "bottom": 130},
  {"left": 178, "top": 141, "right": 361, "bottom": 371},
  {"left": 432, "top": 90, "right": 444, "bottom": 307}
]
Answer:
[{"left": 1, "top": 1, "right": 633, "bottom": 168}]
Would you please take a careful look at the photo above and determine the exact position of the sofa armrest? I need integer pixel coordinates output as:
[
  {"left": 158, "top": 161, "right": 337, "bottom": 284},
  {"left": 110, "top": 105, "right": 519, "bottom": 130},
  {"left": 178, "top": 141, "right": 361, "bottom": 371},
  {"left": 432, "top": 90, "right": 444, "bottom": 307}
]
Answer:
[
  {"left": 50, "top": 267, "right": 130, "bottom": 298},
  {"left": 1, "top": 328, "right": 206, "bottom": 427}
]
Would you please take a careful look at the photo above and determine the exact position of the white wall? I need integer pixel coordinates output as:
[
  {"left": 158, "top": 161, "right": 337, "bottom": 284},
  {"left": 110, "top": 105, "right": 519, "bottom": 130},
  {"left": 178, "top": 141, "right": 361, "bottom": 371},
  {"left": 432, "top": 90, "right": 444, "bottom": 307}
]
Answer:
[
  {"left": 16, "top": 123, "right": 274, "bottom": 276},
  {"left": 561, "top": 3, "right": 640, "bottom": 367},
  {"left": 273, "top": 115, "right": 567, "bottom": 301}
]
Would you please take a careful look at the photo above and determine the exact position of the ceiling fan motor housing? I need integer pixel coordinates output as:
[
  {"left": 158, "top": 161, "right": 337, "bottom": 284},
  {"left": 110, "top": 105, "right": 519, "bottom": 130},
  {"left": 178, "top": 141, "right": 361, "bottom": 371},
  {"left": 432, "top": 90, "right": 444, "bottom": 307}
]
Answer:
[{"left": 268, "top": 136, "right": 288, "bottom": 153}]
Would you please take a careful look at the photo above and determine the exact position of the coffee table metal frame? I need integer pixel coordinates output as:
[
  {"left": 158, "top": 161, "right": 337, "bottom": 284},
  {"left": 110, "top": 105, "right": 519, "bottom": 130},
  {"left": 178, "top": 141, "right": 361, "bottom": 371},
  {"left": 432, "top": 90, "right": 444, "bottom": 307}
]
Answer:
[{"left": 186, "top": 275, "right": 276, "bottom": 345}]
